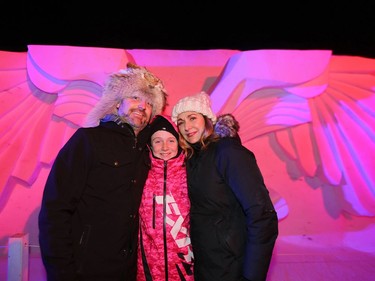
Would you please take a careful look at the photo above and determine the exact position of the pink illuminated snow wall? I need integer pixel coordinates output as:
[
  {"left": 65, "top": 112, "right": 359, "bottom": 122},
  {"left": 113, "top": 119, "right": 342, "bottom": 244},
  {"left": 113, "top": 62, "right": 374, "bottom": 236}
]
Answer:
[{"left": 0, "top": 46, "right": 374, "bottom": 267}]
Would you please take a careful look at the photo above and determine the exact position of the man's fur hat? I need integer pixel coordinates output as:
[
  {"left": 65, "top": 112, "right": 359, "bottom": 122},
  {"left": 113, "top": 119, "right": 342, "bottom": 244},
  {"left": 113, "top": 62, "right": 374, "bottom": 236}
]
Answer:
[{"left": 85, "top": 63, "right": 167, "bottom": 127}]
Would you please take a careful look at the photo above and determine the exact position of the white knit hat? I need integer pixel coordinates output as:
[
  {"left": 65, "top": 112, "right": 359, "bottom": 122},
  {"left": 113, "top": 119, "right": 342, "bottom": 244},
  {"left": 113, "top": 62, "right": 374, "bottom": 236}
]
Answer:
[
  {"left": 85, "top": 63, "right": 167, "bottom": 127},
  {"left": 171, "top": 91, "right": 216, "bottom": 124}
]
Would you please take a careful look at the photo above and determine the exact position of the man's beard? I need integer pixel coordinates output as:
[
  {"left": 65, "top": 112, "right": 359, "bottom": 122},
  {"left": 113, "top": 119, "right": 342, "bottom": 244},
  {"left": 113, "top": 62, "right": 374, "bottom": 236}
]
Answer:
[{"left": 120, "top": 111, "right": 147, "bottom": 131}]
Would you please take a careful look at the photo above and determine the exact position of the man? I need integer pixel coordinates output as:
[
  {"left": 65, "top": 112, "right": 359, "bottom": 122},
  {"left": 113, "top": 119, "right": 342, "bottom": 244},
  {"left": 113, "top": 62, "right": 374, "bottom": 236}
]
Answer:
[{"left": 38, "top": 63, "right": 168, "bottom": 281}]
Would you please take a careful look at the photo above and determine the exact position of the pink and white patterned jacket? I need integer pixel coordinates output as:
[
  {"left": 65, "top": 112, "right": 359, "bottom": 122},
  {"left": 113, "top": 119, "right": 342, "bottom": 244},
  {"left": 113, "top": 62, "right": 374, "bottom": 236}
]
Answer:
[{"left": 137, "top": 150, "right": 194, "bottom": 281}]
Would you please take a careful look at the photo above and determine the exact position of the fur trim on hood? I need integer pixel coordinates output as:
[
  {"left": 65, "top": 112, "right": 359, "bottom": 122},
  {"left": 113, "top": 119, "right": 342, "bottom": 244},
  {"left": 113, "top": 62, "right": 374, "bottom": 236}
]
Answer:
[
  {"left": 84, "top": 63, "right": 167, "bottom": 127},
  {"left": 214, "top": 113, "right": 240, "bottom": 138}
]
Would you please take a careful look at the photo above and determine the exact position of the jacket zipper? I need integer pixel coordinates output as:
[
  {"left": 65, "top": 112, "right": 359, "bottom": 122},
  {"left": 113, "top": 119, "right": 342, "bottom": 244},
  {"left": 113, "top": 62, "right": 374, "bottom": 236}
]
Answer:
[
  {"left": 163, "top": 160, "right": 169, "bottom": 281},
  {"left": 152, "top": 195, "right": 156, "bottom": 229}
]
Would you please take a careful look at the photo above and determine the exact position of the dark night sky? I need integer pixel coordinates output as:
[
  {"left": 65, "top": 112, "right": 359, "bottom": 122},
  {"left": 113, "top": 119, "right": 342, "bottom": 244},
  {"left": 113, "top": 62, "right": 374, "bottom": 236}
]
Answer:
[{"left": 2, "top": 2, "right": 375, "bottom": 58}]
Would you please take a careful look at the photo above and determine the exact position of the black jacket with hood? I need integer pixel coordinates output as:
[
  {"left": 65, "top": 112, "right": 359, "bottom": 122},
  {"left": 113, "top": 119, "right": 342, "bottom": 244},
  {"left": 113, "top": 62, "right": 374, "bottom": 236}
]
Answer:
[
  {"left": 38, "top": 121, "right": 151, "bottom": 281},
  {"left": 187, "top": 114, "right": 278, "bottom": 281}
]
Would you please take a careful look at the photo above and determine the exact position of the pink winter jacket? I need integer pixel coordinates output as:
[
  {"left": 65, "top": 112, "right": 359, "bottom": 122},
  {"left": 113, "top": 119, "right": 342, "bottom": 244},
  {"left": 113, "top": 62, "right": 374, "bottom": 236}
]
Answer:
[{"left": 137, "top": 151, "right": 194, "bottom": 281}]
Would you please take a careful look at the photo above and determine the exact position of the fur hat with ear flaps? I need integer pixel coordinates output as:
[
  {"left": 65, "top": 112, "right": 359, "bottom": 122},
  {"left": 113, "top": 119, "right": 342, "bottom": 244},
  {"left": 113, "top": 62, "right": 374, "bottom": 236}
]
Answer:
[{"left": 84, "top": 63, "right": 168, "bottom": 127}]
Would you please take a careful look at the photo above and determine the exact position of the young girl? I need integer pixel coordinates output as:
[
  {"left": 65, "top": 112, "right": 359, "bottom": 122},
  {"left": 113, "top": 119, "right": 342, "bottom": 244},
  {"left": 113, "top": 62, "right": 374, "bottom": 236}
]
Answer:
[{"left": 137, "top": 115, "right": 194, "bottom": 281}]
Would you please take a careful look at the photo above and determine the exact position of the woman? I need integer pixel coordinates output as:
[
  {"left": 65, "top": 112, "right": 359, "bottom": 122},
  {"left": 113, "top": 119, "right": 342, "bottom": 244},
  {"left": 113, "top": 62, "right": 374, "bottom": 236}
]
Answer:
[
  {"left": 137, "top": 115, "right": 194, "bottom": 281},
  {"left": 172, "top": 92, "right": 279, "bottom": 281}
]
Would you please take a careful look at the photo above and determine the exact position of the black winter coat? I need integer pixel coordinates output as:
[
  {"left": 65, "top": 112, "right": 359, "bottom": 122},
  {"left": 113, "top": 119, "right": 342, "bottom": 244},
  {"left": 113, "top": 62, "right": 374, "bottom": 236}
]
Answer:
[
  {"left": 38, "top": 121, "right": 151, "bottom": 281},
  {"left": 186, "top": 137, "right": 278, "bottom": 281}
]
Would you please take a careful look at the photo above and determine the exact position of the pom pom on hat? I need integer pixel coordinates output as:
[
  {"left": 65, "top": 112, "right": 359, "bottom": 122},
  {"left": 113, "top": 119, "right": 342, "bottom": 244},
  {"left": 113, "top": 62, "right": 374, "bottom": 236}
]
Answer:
[{"left": 171, "top": 91, "right": 216, "bottom": 124}]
